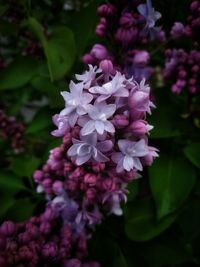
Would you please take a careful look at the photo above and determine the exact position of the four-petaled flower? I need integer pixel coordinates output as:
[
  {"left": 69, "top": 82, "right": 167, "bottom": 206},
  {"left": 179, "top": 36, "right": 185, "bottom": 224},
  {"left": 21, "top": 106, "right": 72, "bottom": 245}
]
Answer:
[
  {"left": 76, "top": 65, "right": 102, "bottom": 89},
  {"left": 60, "top": 81, "right": 93, "bottom": 126},
  {"left": 67, "top": 133, "right": 113, "bottom": 165},
  {"left": 81, "top": 101, "right": 116, "bottom": 136},
  {"left": 112, "top": 139, "right": 149, "bottom": 172},
  {"left": 137, "top": 0, "right": 162, "bottom": 39},
  {"left": 89, "top": 72, "right": 129, "bottom": 102}
]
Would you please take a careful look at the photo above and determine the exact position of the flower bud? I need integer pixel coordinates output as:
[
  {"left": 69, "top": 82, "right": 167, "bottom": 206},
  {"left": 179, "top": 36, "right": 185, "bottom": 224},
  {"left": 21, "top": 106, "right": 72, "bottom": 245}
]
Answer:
[
  {"left": 129, "top": 91, "right": 149, "bottom": 111},
  {"left": 97, "top": 4, "right": 116, "bottom": 16},
  {"left": 33, "top": 170, "right": 43, "bottom": 182},
  {"left": 42, "top": 242, "right": 58, "bottom": 259},
  {"left": 112, "top": 114, "right": 129, "bottom": 129},
  {"left": 133, "top": 51, "right": 150, "bottom": 66},
  {"left": 64, "top": 259, "right": 81, "bottom": 267},
  {"left": 170, "top": 22, "right": 185, "bottom": 39},
  {"left": 53, "top": 181, "right": 63, "bottom": 194},
  {"left": 130, "top": 120, "right": 153, "bottom": 135},
  {"left": 99, "top": 59, "right": 114, "bottom": 74},
  {"left": 91, "top": 44, "right": 109, "bottom": 60},
  {"left": 82, "top": 53, "right": 95, "bottom": 65},
  {"left": 0, "top": 221, "right": 16, "bottom": 236},
  {"left": 84, "top": 174, "right": 97, "bottom": 186}
]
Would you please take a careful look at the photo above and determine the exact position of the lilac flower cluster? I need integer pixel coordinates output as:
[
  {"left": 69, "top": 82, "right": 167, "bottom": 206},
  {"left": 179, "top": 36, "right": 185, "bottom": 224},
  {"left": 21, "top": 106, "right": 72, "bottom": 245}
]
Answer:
[
  {"left": 33, "top": 65, "right": 157, "bottom": 231},
  {"left": 185, "top": 0, "right": 200, "bottom": 44},
  {"left": 164, "top": 49, "right": 200, "bottom": 94},
  {"left": 96, "top": 0, "right": 163, "bottom": 45},
  {"left": 170, "top": 0, "right": 200, "bottom": 42},
  {"left": 83, "top": 0, "right": 164, "bottom": 82},
  {"left": 0, "top": 206, "right": 100, "bottom": 267},
  {"left": 0, "top": 110, "right": 25, "bottom": 153}
]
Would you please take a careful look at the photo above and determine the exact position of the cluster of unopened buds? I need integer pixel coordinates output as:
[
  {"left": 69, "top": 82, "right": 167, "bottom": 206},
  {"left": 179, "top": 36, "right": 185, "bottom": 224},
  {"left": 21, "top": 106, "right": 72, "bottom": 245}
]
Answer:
[
  {"left": 0, "top": 110, "right": 25, "bottom": 153},
  {"left": 83, "top": 0, "right": 164, "bottom": 82},
  {"left": 0, "top": 207, "right": 100, "bottom": 267},
  {"left": 164, "top": 49, "right": 200, "bottom": 94}
]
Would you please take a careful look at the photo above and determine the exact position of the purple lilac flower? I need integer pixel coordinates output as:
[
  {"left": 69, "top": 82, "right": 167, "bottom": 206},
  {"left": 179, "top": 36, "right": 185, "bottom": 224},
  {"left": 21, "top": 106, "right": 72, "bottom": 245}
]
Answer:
[
  {"left": 112, "top": 139, "right": 149, "bottom": 172},
  {"left": 89, "top": 72, "right": 129, "bottom": 102},
  {"left": 60, "top": 81, "right": 93, "bottom": 126},
  {"left": 76, "top": 65, "right": 101, "bottom": 89},
  {"left": 68, "top": 133, "right": 112, "bottom": 165},
  {"left": 80, "top": 102, "right": 116, "bottom": 136},
  {"left": 137, "top": 0, "right": 162, "bottom": 39}
]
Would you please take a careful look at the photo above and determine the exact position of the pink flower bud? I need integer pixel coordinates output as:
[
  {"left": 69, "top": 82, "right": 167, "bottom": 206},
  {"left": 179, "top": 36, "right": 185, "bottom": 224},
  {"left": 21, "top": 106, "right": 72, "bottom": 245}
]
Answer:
[
  {"left": 33, "top": 170, "right": 43, "bottom": 182},
  {"left": 0, "top": 221, "right": 16, "bottom": 236},
  {"left": 119, "top": 12, "right": 135, "bottom": 28},
  {"left": 112, "top": 114, "right": 129, "bottom": 129},
  {"left": 84, "top": 174, "right": 97, "bottom": 186},
  {"left": 99, "top": 59, "right": 114, "bottom": 74},
  {"left": 97, "top": 4, "right": 116, "bottom": 16},
  {"left": 130, "top": 120, "right": 153, "bottom": 135},
  {"left": 102, "top": 178, "right": 116, "bottom": 191},
  {"left": 86, "top": 188, "right": 97, "bottom": 201},
  {"left": 91, "top": 44, "right": 109, "bottom": 60},
  {"left": 53, "top": 181, "right": 63, "bottom": 194},
  {"left": 64, "top": 259, "right": 81, "bottom": 267},
  {"left": 133, "top": 51, "right": 150, "bottom": 66},
  {"left": 129, "top": 91, "right": 149, "bottom": 111},
  {"left": 82, "top": 53, "right": 95, "bottom": 64}
]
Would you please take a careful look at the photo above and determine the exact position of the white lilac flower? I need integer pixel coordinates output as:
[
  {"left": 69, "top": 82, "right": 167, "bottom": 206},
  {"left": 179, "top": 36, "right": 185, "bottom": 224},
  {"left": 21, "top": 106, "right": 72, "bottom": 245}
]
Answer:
[
  {"left": 80, "top": 101, "right": 116, "bottom": 136},
  {"left": 112, "top": 139, "right": 149, "bottom": 172},
  {"left": 60, "top": 81, "right": 93, "bottom": 126},
  {"left": 67, "top": 133, "right": 113, "bottom": 165},
  {"left": 137, "top": 0, "right": 162, "bottom": 39},
  {"left": 75, "top": 64, "right": 102, "bottom": 89},
  {"left": 89, "top": 72, "right": 129, "bottom": 102}
]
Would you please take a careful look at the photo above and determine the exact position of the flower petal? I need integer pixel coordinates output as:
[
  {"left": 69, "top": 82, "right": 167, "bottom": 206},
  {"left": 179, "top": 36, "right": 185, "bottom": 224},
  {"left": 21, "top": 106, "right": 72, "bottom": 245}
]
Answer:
[
  {"left": 133, "top": 157, "right": 143, "bottom": 171},
  {"left": 95, "top": 120, "right": 105, "bottom": 135},
  {"left": 97, "top": 140, "right": 113, "bottom": 152},
  {"left": 123, "top": 155, "right": 134, "bottom": 171},
  {"left": 76, "top": 153, "right": 91, "bottom": 165},
  {"left": 81, "top": 120, "right": 95, "bottom": 135},
  {"left": 104, "top": 121, "right": 115, "bottom": 133}
]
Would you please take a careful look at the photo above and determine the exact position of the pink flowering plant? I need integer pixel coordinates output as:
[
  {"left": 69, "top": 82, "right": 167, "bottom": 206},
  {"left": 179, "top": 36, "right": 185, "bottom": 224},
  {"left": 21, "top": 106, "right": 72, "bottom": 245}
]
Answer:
[{"left": 0, "top": 0, "right": 200, "bottom": 267}]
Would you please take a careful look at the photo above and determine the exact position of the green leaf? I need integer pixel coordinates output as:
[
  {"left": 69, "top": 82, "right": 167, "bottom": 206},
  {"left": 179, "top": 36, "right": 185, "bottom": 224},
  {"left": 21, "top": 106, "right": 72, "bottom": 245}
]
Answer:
[
  {"left": 10, "top": 156, "right": 41, "bottom": 178},
  {"left": 30, "top": 75, "right": 63, "bottom": 108},
  {"left": 127, "top": 180, "right": 139, "bottom": 202},
  {"left": 28, "top": 18, "right": 76, "bottom": 81},
  {"left": 179, "top": 199, "right": 200, "bottom": 241},
  {"left": 0, "top": 171, "right": 25, "bottom": 192},
  {"left": 3, "top": 198, "right": 36, "bottom": 222},
  {"left": 0, "top": 57, "right": 38, "bottom": 90},
  {"left": 149, "top": 154, "right": 196, "bottom": 219},
  {"left": 184, "top": 142, "right": 200, "bottom": 169},
  {"left": 26, "top": 108, "right": 52, "bottom": 134},
  {"left": 148, "top": 89, "right": 181, "bottom": 138},
  {"left": 0, "top": 4, "right": 8, "bottom": 15},
  {"left": 70, "top": 1, "right": 99, "bottom": 55},
  {"left": 142, "top": 235, "right": 192, "bottom": 267},
  {"left": 124, "top": 197, "right": 177, "bottom": 241},
  {"left": 90, "top": 236, "right": 127, "bottom": 267},
  {"left": 0, "top": 196, "right": 15, "bottom": 218}
]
